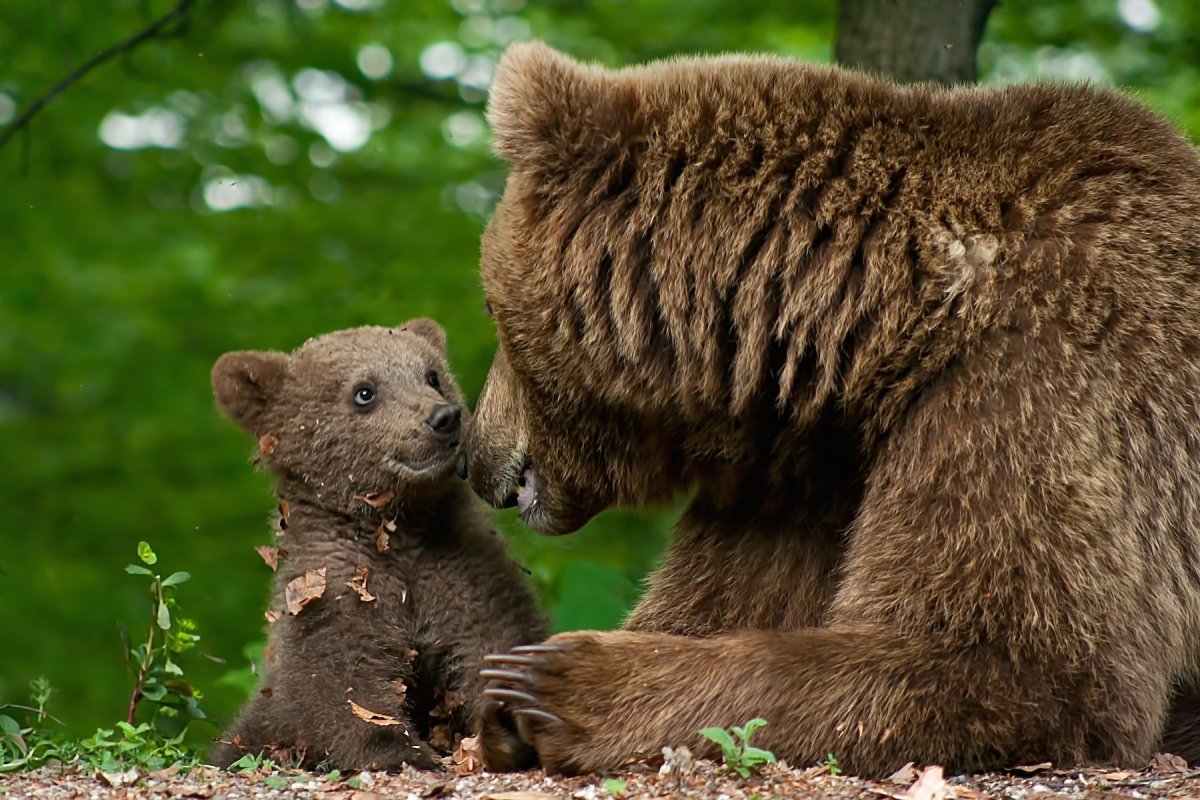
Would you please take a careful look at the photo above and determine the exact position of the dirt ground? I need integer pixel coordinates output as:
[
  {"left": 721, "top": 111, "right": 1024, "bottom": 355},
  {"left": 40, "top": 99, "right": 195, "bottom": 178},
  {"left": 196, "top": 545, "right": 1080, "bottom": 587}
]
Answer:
[{"left": 4, "top": 752, "right": 1200, "bottom": 800}]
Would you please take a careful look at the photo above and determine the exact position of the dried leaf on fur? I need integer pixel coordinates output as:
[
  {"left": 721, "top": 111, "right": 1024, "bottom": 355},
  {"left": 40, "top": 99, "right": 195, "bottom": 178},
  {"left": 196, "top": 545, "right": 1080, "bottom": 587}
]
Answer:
[
  {"left": 256, "top": 545, "right": 285, "bottom": 571},
  {"left": 348, "top": 699, "right": 400, "bottom": 727},
  {"left": 278, "top": 500, "right": 289, "bottom": 531},
  {"left": 448, "top": 735, "right": 483, "bottom": 775},
  {"left": 284, "top": 567, "right": 326, "bottom": 615},
  {"left": 354, "top": 491, "right": 394, "bottom": 509},
  {"left": 347, "top": 565, "right": 376, "bottom": 602},
  {"left": 375, "top": 524, "right": 390, "bottom": 553},
  {"left": 258, "top": 433, "right": 278, "bottom": 455},
  {"left": 264, "top": 609, "right": 281, "bottom": 624},
  {"left": 902, "top": 765, "right": 948, "bottom": 800}
]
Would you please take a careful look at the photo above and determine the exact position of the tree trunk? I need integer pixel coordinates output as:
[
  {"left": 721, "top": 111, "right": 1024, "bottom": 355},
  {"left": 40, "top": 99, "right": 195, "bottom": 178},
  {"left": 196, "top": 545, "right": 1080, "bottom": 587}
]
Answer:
[{"left": 835, "top": 0, "right": 998, "bottom": 84}]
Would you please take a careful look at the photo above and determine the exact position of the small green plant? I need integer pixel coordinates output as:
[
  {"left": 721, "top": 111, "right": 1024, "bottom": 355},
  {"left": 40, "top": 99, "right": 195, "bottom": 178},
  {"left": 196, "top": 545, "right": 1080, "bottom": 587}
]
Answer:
[
  {"left": 0, "top": 677, "right": 61, "bottom": 772},
  {"left": 123, "top": 540, "right": 205, "bottom": 730},
  {"left": 824, "top": 752, "right": 841, "bottom": 775},
  {"left": 698, "top": 717, "right": 777, "bottom": 778},
  {"left": 603, "top": 777, "right": 628, "bottom": 796},
  {"left": 1, "top": 542, "right": 209, "bottom": 773},
  {"left": 230, "top": 751, "right": 275, "bottom": 773}
]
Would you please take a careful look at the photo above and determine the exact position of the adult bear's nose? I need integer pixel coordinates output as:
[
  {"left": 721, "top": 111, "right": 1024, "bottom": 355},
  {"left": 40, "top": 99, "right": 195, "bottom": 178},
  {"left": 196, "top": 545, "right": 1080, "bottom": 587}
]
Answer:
[{"left": 426, "top": 403, "right": 461, "bottom": 437}]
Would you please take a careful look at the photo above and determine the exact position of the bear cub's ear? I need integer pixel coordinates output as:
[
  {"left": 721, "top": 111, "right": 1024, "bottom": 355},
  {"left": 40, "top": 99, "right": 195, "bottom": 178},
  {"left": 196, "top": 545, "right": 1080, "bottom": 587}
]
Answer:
[
  {"left": 211, "top": 351, "right": 289, "bottom": 434},
  {"left": 399, "top": 317, "right": 446, "bottom": 352}
]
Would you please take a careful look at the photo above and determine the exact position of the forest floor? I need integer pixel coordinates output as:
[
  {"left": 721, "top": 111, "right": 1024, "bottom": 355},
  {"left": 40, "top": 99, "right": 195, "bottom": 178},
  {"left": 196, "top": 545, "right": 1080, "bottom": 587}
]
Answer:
[{"left": 5, "top": 752, "right": 1200, "bottom": 800}]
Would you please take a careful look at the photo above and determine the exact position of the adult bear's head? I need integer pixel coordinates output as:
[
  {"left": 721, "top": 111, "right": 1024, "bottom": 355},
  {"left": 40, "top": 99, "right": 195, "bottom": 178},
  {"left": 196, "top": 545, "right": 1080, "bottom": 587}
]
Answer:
[{"left": 461, "top": 41, "right": 706, "bottom": 535}]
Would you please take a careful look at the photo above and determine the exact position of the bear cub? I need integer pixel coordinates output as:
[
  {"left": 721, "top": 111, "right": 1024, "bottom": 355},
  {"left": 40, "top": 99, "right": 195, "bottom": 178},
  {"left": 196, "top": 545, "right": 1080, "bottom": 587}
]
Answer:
[{"left": 206, "top": 319, "right": 545, "bottom": 771}]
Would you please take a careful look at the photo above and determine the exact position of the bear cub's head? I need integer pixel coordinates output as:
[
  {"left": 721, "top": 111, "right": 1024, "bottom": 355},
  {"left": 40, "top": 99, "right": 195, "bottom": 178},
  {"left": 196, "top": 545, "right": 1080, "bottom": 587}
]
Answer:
[{"left": 212, "top": 319, "right": 465, "bottom": 512}]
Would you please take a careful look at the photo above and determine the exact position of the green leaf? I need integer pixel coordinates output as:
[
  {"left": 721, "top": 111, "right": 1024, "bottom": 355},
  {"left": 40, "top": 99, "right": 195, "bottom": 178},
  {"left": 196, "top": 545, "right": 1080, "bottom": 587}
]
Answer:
[
  {"left": 698, "top": 726, "right": 736, "bottom": 752},
  {"left": 264, "top": 775, "right": 289, "bottom": 790},
  {"left": 603, "top": 778, "right": 628, "bottom": 796},
  {"left": 161, "top": 571, "right": 191, "bottom": 587},
  {"left": 125, "top": 564, "right": 153, "bottom": 576},
  {"left": 157, "top": 602, "right": 171, "bottom": 630},
  {"left": 137, "top": 541, "right": 158, "bottom": 566},
  {"left": 741, "top": 717, "right": 767, "bottom": 741}
]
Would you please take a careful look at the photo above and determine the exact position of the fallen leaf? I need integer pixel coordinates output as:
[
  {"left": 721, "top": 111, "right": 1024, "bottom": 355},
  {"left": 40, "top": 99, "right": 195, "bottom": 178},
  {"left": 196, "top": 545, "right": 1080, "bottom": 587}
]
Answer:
[
  {"left": 375, "top": 526, "right": 390, "bottom": 553},
  {"left": 449, "top": 735, "right": 484, "bottom": 775},
  {"left": 98, "top": 768, "right": 139, "bottom": 787},
  {"left": 354, "top": 491, "right": 394, "bottom": 509},
  {"left": 258, "top": 433, "right": 278, "bottom": 455},
  {"left": 1009, "top": 762, "right": 1053, "bottom": 774},
  {"left": 348, "top": 699, "right": 400, "bottom": 726},
  {"left": 285, "top": 567, "right": 326, "bottom": 615},
  {"left": 1150, "top": 752, "right": 1190, "bottom": 773},
  {"left": 903, "top": 765, "right": 948, "bottom": 800},
  {"left": 256, "top": 545, "right": 285, "bottom": 571},
  {"left": 888, "top": 762, "right": 919, "bottom": 785},
  {"left": 420, "top": 779, "right": 456, "bottom": 798},
  {"left": 264, "top": 609, "right": 281, "bottom": 624},
  {"left": 346, "top": 564, "right": 376, "bottom": 602},
  {"left": 1100, "top": 770, "right": 1135, "bottom": 781},
  {"left": 484, "top": 793, "right": 557, "bottom": 800}
]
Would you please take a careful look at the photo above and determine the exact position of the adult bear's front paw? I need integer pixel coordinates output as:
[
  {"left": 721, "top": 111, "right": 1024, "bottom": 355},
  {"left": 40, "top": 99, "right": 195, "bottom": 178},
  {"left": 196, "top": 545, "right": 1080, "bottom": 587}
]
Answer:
[{"left": 479, "top": 631, "right": 652, "bottom": 774}]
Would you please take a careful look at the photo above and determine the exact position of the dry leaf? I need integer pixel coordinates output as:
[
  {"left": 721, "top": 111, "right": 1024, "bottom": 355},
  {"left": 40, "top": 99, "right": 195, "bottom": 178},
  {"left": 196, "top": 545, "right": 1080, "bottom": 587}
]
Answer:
[
  {"left": 1100, "top": 770, "right": 1135, "bottom": 781},
  {"left": 375, "top": 525, "right": 390, "bottom": 553},
  {"left": 354, "top": 491, "right": 394, "bottom": 509},
  {"left": 278, "top": 500, "right": 289, "bottom": 530},
  {"left": 903, "top": 765, "right": 948, "bottom": 800},
  {"left": 98, "top": 768, "right": 139, "bottom": 787},
  {"left": 1150, "top": 752, "right": 1190, "bottom": 773},
  {"left": 346, "top": 564, "right": 376, "bottom": 602},
  {"left": 888, "top": 762, "right": 919, "bottom": 785},
  {"left": 348, "top": 699, "right": 400, "bottom": 727},
  {"left": 284, "top": 567, "right": 327, "bottom": 615},
  {"left": 420, "top": 779, "right": 456, "bottom": 798},
  {"left": 484, "top": 793, "right": 558, "bottom": 800},
  {"left": 403, "top": 648, "right": 419, "bottom": 665},
  {"left": 258, "top": 433, "right": 278, "bottom": 455},
  {"left": 391, "top": 678, "right": 409, "bottom": 698},
  {"left": 449, "top": 735, "right": 484, "bottom": 775},
  {"left": 264, "top": 609, "right": 281, "bottom": 624},
  {"left": 1009, "top": 762, "right": 1053, "bottom": 774},
  {"left": 256, "top": 545, "right": 285, "bottom": 571}
]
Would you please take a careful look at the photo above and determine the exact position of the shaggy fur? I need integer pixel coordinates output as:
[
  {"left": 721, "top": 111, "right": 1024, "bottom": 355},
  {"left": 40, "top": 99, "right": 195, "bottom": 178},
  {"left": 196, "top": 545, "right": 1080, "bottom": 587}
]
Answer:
[
  {"left": 461, "top": 42, "right": 1200, "bottom": 776},
  {"left": 207, "top": 321, "right": 544, "bottom": 771}
]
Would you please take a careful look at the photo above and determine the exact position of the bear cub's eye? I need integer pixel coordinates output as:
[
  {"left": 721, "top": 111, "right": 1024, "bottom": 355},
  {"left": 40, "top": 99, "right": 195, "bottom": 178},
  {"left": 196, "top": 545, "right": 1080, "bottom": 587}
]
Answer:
[
  {"left": 426, "top": 370, "right": 441, "bottom": 392},
  {"left": 352, "top": 383, "right": 376, "bottom": 408}
]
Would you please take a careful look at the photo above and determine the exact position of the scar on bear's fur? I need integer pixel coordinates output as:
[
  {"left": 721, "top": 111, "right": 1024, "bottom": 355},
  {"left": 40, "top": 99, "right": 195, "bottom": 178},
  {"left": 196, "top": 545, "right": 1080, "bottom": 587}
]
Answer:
[
  {"left": 207, "top": 321, "right": 544, "bottom": 772},
  {"left": 463, "top": 42, "right": 1200, "bottom": 776}
]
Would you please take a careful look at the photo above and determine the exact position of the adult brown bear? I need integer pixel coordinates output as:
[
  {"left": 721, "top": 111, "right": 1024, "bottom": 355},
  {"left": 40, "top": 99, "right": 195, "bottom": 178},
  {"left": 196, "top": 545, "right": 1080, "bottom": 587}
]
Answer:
[{"left": 461, "top": 41, "right": 1200, "bottom": 777}]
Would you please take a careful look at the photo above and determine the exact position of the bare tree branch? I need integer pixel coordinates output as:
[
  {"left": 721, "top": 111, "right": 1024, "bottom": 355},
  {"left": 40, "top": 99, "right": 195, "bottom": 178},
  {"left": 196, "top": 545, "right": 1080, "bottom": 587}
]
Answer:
[{"left": 0, "top": 0, "right": 196, "bottom": 151}]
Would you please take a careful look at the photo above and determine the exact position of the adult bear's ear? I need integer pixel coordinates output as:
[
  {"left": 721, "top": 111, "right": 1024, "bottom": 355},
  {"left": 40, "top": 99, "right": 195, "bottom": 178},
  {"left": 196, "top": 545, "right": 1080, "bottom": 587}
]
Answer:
[
  {"left": 211, "top": 351, "right": 289, "bottom": 434},
  {"left": 486, "top": 40, "right": 632, "bottom": 170},
  {"left": 400, "top": 317, "right": 446, "bottom": 352}
]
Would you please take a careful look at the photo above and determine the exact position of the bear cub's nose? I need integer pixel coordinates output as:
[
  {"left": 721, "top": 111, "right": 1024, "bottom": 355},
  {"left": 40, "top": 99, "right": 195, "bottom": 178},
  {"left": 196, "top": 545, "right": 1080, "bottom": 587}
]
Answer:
[{"left": 426, "top": 403, "right": 461, "bottom": 437}]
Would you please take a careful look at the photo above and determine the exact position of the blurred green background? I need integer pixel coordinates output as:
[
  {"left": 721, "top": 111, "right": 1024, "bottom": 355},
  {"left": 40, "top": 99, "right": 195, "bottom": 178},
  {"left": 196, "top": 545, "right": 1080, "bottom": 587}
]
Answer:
[{"left": 1, "top": 0, "right": 1197, "bottom": 743}]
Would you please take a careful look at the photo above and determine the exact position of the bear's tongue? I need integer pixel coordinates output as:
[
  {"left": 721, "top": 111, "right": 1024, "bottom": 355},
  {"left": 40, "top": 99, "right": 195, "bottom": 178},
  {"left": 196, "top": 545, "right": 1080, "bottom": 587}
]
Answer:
[{"left": 516, "top": 466, "right": 541, "bottom": 516}]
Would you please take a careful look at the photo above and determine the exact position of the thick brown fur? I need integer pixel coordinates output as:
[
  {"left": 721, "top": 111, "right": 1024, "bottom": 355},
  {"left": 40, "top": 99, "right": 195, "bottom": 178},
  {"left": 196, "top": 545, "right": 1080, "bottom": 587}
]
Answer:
[
  {"left": 207, "top": 321, "right": 544, "bottom": 771},
  {"left": 462, "top": 42, "right": 1200, "bottom": 777}
]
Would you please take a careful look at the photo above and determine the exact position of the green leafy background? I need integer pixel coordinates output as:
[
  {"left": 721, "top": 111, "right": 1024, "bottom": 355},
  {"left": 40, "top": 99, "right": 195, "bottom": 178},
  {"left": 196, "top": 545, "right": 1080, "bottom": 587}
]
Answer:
[{"left": 1, "top": 0, "right": 1196, "bottom": 742}]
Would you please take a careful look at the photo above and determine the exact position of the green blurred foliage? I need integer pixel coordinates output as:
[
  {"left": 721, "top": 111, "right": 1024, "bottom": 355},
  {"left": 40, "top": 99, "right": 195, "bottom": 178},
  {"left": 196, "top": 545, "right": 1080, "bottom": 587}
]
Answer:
[{"left": 0, "top": 0, "right": 1195, "bottom": 740}]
